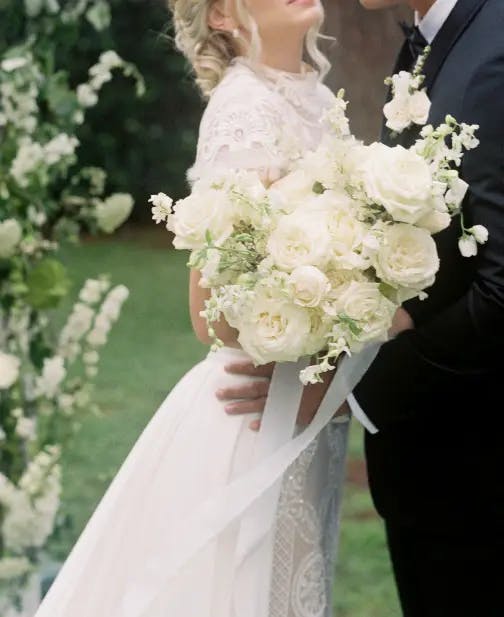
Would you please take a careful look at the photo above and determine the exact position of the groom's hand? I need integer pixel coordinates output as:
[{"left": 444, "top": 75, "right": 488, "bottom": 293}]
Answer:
[{"left": 218, "top": 362, "right": 349, "bottom": 431}]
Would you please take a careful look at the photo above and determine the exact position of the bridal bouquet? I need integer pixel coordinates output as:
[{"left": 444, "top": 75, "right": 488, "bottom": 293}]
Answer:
[{"left": 153, "top": 77, "right": 482, "bottom": 384}]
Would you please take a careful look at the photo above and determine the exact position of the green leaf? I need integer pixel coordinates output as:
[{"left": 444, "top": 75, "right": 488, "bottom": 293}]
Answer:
[
  {"left": 378, "top": 282, "right": 397, "bottom": 302},
  {"left": 25, "top": 258, "right": 71, "bottom": 309}
]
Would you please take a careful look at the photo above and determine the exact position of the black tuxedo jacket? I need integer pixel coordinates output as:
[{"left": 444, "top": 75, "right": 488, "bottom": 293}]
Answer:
[{"left": 353, "top": 0, "right": 504, "bottom": 530}]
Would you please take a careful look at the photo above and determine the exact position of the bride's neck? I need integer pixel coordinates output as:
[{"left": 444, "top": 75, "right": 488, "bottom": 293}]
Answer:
[{"left": 258, "top": 38, "right": 305, "bottom": 74}]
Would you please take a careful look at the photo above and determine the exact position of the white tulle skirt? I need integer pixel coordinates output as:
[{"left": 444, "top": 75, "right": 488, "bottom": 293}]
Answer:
[{"left": 35, "top": 347, "right": 350, "bottom": 617}]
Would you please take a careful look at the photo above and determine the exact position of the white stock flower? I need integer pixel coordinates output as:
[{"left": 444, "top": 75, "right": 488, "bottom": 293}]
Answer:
[
  {"left": 77, "top": 83, "right": 98, "bottom": 107},
  {"left": 267, "top": 209, "right": 331, "bottom": 272},
  {"left": 288, "top": 266, "right": 330, "bottom": 308},
  {"left": 445, "top": 177, "right": 469, "bottom": 209},
  {"left": 35, "top": 356, "right": 66, "bottom": 398},
  {"left": 149, "top": 193, "right": 173, "bottom": 224},
  {"left": 0, "top": 218, "right": 22, "bottom": 258},
  {"left": 458, "top": 234, "right": 478, "bottom": 257},
  {"left": 384, "top": 72, "right": 431, "bottom": 133},
  {"left": 237, "top": 293, "right": 313, "bottom": 364},
  {"left": 95, "top": 193, "right": 134, "bottom": 233},
  {"left": 0, "top": 352, "right": 20, "bottom": 389},
  {"left": 469, "top": 225, "right": 488, "bottom": 245},
  {"left": 360, "top": 143, "right": 434, "bottom": 224},
  {"left": 375, "top": 224, "right": 440, "bottom": 291},
  {"left": 268, "top": 169, "right": 316, "bottom": 214},
  {"left": 79, "top": 279, "right": 108, "bottom": 304},
  {"left": 168, "top": 187, "right": 235, "bottom": 250},
  {"left": 335, "top": 282, "right": 396, "bottom": 344},
  {"left": 15, "top": 417, "right": 37, "bottom": 441}
]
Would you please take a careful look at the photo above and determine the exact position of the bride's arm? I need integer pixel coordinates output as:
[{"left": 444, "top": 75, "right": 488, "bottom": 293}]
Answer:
[{"left": 189, "top": 269, "right": 240, "bottom": 347}]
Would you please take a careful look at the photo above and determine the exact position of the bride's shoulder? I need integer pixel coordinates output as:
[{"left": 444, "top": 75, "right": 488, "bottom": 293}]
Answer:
[{"left": 201, "top": 60, "right": 282, "bottom": 127}]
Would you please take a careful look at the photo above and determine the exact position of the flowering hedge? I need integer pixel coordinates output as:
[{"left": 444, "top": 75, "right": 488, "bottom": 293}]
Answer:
[{"left": 0, "top": 0, "right": 143, "bottom": 608}]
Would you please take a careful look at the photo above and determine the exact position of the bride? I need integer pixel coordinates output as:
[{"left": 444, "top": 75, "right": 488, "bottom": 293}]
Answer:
[{"left": 35, "top": 1, "right": 352, "bottom": 615}]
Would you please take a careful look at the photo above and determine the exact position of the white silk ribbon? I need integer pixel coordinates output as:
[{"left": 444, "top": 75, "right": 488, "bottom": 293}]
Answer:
[{"left": 130, "top": 344, "right": 380, "bottom": 617}]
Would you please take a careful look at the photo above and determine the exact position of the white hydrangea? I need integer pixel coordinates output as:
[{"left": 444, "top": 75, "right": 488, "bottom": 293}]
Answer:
[
  {"left": 10, "top": 138, "right": 45, "bottom": 186},
  {"left": 95, "top": 193, "right": 134, "bottom": 233},
  {"left": 0, "top": 351, "right": 20, "bottom": 389},
  {"left": 0, "top": 219, "right": 22, "bottom": 258},
  {"left": 44, "top": 133, "right": 79, "bottom": 165}
]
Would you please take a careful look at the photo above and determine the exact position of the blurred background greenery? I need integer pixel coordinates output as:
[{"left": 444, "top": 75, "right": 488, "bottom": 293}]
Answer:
[{"left": 0, "top": 0, "right": 415, "bottom": 613}]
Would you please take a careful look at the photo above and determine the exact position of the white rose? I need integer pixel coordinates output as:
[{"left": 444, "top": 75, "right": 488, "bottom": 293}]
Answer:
[
  {"left": 268, "top": 169, "right": 315, "bottom": 214},
  {"left": 322, "top": 269, "right": 368, "bottom": 316},
  {"left": 168, "top": 188, "right": 235, "bottom": 250},
  {"left": 0, "top": 352, "right": 20, "bottom": 389},
  {"left": 335, "top": 281, "right": 396, "bottom": 344},
  {"left": 267, "top": 210, "right": 331, "bottom": 272},
  {"left": 288, "top": 266, "right": 330, "bottom": 308},
  {"left": 360, "top": 143, "right": 434, "bottom": 224},
  {"left": 95, "top": 193, "right": 133, "bottom": 233},
  {"left": 238, "top": 294, "right": 313, "bottom": 364},
  {"left": 416, "top": 210, "right": 452, "bottom": 234},
  {"left": 375, "top": 224, "right": 440, "bottom": 290},
  {"left": 0, "top": 219, "right": 22, "bottom": 258},
  {"left": 459, "top": 234, "right": 478, "bottom": 257},
  {"left": 313, "top": 191, "right": 368, "bottom": 269}
]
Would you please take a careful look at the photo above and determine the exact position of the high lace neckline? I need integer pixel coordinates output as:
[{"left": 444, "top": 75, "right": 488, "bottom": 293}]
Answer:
[{"left": 232, "top": 56, "right": 319, "bottom": 86}]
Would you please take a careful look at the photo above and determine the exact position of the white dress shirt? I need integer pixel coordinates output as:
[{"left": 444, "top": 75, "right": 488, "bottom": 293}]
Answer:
[
  {"left": 417, "top": 0, "right": 459, "bottom": 43},
  {"left": 347, "top": 0, "right": 460, "bottom": 434}
]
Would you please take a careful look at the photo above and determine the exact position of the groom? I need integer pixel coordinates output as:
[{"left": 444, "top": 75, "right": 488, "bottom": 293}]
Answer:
[{"left": 218, "top": 0, "right": 504, "bottom": 615}]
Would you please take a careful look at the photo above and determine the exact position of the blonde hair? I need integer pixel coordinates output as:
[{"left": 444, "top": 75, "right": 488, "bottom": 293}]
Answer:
[{"left": 168, "top": 0, "right": 331, "bottom": 98}]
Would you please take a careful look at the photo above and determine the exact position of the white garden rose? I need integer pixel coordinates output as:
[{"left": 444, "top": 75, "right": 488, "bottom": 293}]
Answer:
[
  {"left": 268, "top": 169, "right": 315, "bottom": 214},
  {"left": 288, "top": 266, "right": 330, "bottom": 308},
  {"left": 0, "top": 352, "right": 20, "bottom": 389},
  {"left": 416, "top": 210, "right": 452, "bottom": 234},
  {"left": 375, "top": 224, "right": 440, "bottom": 291},
  {"left": 335, "top": 281, "right": 396, "bottom": 345},
  {"left": 238, "top": 294, "right": 313, "bottom": 364},
  {"left": 323, "top": 269, "right": 368, "bottom": 316},
  {"left": 168, "top": 187, "right": 235, "bottom": 250},
  {"left": 267, "top": 210, "right": 331, "bottom": 272},
  {"left": 360, "top": 143, "right": 434, "bottom": 224},
  {"left": 0, "top": 219, "right": 22, "bottom": 258},
  {"left": 95, "top": 193, "right": 134, "bottom": 233}
]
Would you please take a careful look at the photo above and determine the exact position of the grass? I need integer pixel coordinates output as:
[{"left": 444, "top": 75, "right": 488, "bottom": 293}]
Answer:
[{"left": 47, "top": 229, "right": 401, "bottom": 616}]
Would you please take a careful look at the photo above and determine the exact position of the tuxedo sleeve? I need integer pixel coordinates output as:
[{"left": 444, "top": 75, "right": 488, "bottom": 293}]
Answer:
[{"left": 353, "top": 57, "right": 504, "bottom": 428}]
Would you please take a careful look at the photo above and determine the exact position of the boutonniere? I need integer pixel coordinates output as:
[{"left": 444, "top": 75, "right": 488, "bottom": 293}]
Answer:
[{"left": 383, "top": 47, "right": 432, "bottom": 134}]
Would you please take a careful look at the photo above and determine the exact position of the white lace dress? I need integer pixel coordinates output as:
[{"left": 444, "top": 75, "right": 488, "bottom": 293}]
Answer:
[{"left": 34, "top": 59, "right": 350, "bottom": 617}]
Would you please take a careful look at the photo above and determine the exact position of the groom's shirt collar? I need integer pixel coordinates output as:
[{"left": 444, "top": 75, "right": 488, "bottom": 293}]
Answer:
[{"left": 415, "top": 0, "right": 459, "bottom": 43}]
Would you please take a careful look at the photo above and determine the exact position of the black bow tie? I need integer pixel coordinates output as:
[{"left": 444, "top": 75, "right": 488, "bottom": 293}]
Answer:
[{"left": 399, "top": 21, "right": 428, "bottom": 64}]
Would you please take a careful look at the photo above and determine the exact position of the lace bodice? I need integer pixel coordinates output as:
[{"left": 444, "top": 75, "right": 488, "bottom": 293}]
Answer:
[{"left": 189, "top": 57, "right": 336, "bottom": 183}]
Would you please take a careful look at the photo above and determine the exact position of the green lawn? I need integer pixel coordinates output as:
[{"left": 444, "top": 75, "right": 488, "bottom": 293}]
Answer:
[{"left": 48, "top": 229, "right": 401, "bottom": 616}]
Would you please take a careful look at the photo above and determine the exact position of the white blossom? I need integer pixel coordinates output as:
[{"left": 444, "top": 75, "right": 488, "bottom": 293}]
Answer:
[
  {"left": 0, "top": 352, "right": 20, "bottom": 389},
  {"left": 35, "top": 356, "right": 66, "bottom": 399},
  {"left": 95, "top": 193, "right": 134, "bottom": 233},
  {"left": 0, "top": 219, "right": 22, "bottom": 258}
]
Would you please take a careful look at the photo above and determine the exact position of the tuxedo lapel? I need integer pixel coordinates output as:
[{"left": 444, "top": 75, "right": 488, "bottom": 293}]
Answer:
[{"left": 423, "top": 0, "right": 489, "bottom": 91}]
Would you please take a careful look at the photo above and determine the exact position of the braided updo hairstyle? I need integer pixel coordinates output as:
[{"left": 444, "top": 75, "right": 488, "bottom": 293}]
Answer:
[{"left": 168, "top": 0, "right": 330, "bottom": 98}]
